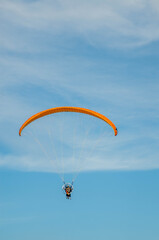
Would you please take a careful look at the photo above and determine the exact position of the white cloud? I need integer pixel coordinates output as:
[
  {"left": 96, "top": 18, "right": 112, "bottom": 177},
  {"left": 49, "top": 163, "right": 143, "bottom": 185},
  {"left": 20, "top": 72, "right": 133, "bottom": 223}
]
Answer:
[
  {"left": 0, "top": 0, "right": 159, "bottom": 173},
  {"left": 0, "top": 110, "right": 159, "bottom": 173},
  {"left": 0, "top": 0, "right": 159, "bottom": 49}
]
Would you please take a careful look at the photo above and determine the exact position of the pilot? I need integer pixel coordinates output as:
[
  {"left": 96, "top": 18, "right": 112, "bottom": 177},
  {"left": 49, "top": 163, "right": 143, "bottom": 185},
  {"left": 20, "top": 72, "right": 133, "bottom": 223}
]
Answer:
[{"left": 62, "top": 183, "right": 73, "bottom": 199}]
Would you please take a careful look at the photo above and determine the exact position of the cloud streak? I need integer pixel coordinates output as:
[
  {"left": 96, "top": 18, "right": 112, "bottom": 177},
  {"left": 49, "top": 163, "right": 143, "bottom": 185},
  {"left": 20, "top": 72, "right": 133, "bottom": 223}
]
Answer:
[
  {"left": 1, "top": 0, "right": 159, "bottom": 50},
  {"left": 0, "top": 0, "right": 159, "bottom": 172}
]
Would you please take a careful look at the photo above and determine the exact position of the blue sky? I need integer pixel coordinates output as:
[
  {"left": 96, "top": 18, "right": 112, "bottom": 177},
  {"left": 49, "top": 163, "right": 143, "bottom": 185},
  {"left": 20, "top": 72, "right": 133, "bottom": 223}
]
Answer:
[{"left": 0, "top": 0, "right": 159, "bottom": 239}]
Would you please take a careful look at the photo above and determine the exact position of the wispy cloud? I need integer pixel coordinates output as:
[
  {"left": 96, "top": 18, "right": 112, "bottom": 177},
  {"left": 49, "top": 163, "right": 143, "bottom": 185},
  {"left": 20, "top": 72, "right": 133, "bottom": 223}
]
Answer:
[
  {"left": 0, "top": 215, "right": 37, "bottom": 225},
  {"left": 1, "top": 110, "right": 159, "bottom": 173},
  {"left": 1, "top": 0, "right": 159, "bottom": 50},
  {"left": 0, "top": 0, "right": 159, "bottom": 172}
]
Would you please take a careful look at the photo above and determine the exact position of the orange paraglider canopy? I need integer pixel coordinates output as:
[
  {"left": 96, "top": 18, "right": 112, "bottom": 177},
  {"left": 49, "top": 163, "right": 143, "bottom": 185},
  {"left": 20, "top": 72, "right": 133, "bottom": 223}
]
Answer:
[{"left": 19, "top": 106, "right": 118, "bottom": 136}]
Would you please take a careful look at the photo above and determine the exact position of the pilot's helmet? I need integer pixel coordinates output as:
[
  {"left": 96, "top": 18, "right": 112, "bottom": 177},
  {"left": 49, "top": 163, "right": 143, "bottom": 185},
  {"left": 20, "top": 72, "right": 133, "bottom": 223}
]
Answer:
[{"left": 65, "top": 183, "right": 72, "bottom": 188}]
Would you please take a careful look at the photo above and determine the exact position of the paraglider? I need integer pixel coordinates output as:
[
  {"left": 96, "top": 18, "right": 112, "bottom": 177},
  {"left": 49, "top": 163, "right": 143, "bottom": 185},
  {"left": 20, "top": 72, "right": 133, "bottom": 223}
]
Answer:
[
  {"left": 62, "top": 182, "right": 74, "bottom": 199},
  {"left": 19, "top": 106, "right": 118, "bottom": 199},
  {"left": 19, "top": 106, "right": 118, "bottom": 136}
]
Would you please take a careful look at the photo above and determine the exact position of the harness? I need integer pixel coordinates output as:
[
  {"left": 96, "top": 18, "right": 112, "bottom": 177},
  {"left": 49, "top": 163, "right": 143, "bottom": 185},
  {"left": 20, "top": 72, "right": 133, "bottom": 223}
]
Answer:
[{"left": 66, "top": 188, "right": 71, "bottom": 195}]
